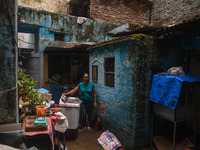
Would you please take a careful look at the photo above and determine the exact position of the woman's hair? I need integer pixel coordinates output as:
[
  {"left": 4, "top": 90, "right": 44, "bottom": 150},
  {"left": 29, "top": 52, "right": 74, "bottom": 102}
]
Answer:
[{"left": 83, "top": 73, "right": 89, "bottom": 78}]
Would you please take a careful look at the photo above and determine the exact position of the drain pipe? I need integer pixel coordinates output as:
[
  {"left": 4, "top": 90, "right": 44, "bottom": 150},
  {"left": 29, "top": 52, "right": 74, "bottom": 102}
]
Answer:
[{"left": 15, "top": 0, "right": 19, "bottom": 123}]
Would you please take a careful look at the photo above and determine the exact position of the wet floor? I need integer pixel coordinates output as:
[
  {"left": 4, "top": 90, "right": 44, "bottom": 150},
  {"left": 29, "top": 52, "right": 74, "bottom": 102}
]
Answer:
[{"left": 65, "top": 129, "right": 103, "bottom": 150}]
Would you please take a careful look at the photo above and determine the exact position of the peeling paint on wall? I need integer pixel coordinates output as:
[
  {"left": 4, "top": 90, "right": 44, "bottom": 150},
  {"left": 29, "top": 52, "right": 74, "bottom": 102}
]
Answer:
[
  {"left": 18, "top": 6, "right": 117, "bottom": 53},
  {"left": 89, "top": 35, "right": 157, "bottom": 149},
  {"left": 0, "top": 0, "right": 17, "bottom": 124}
]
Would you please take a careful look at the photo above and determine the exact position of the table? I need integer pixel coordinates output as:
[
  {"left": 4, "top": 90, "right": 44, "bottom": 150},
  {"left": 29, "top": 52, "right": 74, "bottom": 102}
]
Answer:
[{"left": 22, "top": 117, "right": 54, "bottom": 150}]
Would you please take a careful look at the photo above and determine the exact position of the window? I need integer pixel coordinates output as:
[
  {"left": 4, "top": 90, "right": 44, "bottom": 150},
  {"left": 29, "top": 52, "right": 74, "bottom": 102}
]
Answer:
[
  {"left": 104, "top": 57, "right": 114, "bottom": 87},
  {"left": 54, "top": 33, "right": 65, "bottom": 41},
  {"left": 92, "top": 66, "right": 98, "bottom": 83},
  {"left": 69, "top": 0, "right": 90, "bottom": 17},
  {"left": 18, "top": 32, "right": 35, "bottom": 50}
]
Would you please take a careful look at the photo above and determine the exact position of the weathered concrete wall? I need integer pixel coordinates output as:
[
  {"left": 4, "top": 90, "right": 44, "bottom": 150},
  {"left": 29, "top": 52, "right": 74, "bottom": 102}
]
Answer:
[
  {"left": 156, "top": 29, "right": 200, "bottom": 71},
  {"left": 90, "top": 0, "right": 150, "bottom": 26},
  {"left": 180, "top": 30, "right": 200, "bottom": 52},
  {"left": 18, "top": 0, "right": 70, "bottom": 15},
  {"left": 0, "top": 0, "right": 18, "bottom": 124},
  {"left": 18, "top": 6, "right": 116, "bottom": 53},
  {"left": 151, "top": 0, "right": 200, "bottom": 26},
  {"left": 89, "top": 35, "right": 158, "bottom": 149},
  {"left": 156, "top": 38, "right": 184, "bottom": 72}
]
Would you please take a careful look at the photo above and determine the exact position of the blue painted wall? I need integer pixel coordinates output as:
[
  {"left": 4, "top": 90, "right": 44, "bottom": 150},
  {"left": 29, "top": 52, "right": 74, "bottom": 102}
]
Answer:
[
  {"left": 18, "top": 6, "right": 116, "bottom": 53},
  {"left": 156, "top": 29, "right": 200, "bottom": 72},
  {"left": 156, "top": 38, "right": 184, "bottom": 71},
  {"left": 90, "top": 40, "right": 135, "bottom": 126},
  {"left": 181, "top": 30, "right": 200, "bottom": 51},
  {"left": 89, "top": 35, "right": 156, "bottom": 149},
  {"left": 17, "top": 5, "right": 200, "bottom": 150},
  {"left": 88, "top": 30, "right": 200, "bottom": 149}
]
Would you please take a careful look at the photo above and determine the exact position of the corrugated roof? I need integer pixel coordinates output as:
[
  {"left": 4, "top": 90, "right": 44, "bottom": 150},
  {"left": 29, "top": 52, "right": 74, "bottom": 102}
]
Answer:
[
  {"left": 44, "top": 42, "right": 95, "bottom": 54},
  {"left": 44, "top": 47, "right": 88, "bottom": 54},
  {"left": 108, "top": 16, "right": 200, "bottom": 38},
  {"left": 87, "top": 34, "right": 150, "bottom": 51},
  {"left": 108, "top": 25, "right": 162, "bottom": 37},
  {"left": 61, "top": 42, "right": 95, "bottom": 49}
]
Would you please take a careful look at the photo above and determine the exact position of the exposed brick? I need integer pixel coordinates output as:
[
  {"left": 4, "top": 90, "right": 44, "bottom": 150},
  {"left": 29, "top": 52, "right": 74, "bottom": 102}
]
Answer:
[{"left": 90, "top": 0, "right": 150, "bottom": 26}]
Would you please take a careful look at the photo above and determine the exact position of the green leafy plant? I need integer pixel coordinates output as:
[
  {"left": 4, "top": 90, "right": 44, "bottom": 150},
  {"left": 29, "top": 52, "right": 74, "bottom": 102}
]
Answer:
[{"left": 18, "top": 68, "right": 44, "bottom": 109}]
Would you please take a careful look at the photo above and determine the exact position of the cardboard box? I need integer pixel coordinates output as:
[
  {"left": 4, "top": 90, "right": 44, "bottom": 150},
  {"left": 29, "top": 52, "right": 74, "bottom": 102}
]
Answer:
[{"left": 38, "top": 91, "right": 52, "bottom": 103}]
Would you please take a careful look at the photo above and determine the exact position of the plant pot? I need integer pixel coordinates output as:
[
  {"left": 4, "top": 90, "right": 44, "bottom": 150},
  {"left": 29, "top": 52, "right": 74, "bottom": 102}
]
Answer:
[{"left": 36, "top": 105, "right": 47, "bottom": 117}]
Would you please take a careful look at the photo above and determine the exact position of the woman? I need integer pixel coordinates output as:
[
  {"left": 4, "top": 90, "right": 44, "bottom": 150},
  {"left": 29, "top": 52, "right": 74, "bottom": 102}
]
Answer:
[{"left": 62, "top": 73, "right": 98, "bottom": 130}]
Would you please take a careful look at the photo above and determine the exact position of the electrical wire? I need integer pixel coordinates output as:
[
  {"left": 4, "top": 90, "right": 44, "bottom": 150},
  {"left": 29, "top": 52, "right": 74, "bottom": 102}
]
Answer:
[
  {"left": 18, "top": 37, "right": 37, "bottom": 45},
  {"left": 77, "top": 0, "right": 89, "bottom": 16}
]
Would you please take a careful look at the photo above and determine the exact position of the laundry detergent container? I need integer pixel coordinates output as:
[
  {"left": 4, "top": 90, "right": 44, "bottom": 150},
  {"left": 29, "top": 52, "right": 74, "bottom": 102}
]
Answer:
[{"left": 59, "top": 96, "right": 81, "bottom": 140}]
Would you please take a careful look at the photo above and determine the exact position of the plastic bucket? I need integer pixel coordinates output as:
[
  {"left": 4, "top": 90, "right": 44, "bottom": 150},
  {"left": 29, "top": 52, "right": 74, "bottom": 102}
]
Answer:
[
  {"left": 54, "top": 104, "right": 59, "bottom": 108},
  {"left": 36, "top": 105, "right": 47, "bottom": 117}
]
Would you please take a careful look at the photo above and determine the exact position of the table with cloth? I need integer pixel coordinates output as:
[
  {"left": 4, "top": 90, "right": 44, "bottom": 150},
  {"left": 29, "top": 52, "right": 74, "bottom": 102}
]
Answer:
[
  {"left": 149, "top": 73, "right": 200, "bottom": 150},
  {"left": 22, "top": 117, "right": 54, "bottom": 150}
]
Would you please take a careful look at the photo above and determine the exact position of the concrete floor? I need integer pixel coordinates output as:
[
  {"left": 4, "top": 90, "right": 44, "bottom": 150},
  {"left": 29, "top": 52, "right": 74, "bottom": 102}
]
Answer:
[{"left": 65, "top": 129, "right": 103, "bottom": 150}]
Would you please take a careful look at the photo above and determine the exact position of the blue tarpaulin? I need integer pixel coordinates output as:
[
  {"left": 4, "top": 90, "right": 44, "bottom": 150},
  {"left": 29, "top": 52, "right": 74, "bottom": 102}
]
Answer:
[
  {"left": 38, "top": 88, "right": 49, "bottom": 93},
  {"left": 149, "top": 73, "right": 200, "bottom": 109}
]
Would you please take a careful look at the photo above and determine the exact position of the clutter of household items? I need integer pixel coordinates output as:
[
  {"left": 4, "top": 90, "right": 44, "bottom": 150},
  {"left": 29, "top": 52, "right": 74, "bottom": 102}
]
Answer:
[
  {"left": 50, "top": 81, "right": 80, "bottom": 105},
  {"left": 158, "top": 66, "right": 185, "bottom": 76},
  {"left": 149, "top": 66, "right": 200, "bottom": 150},
  {"left": 17, "top": 85, "right": 82, "bottom": 149}
]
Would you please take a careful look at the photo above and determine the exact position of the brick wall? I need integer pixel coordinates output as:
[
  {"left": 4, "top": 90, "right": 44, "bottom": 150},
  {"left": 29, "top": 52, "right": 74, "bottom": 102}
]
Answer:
[
  {"left": 151, "top": 0, "right": 200, "bottom": 26},
  {"left": 90, "top": 0, "right": 150, "bottom": 26}
]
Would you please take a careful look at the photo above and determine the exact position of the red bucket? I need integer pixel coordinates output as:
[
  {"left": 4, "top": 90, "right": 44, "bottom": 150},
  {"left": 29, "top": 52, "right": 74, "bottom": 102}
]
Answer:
[{"left": 54, "top": 104, "right": 59, "bottom": 108}]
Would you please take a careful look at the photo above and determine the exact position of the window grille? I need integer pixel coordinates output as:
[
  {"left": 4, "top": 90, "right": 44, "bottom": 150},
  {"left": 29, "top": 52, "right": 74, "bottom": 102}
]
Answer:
[
  {"left": 92, "top": 66, "right": 98, "bottom": 83},
  {"left": 104, "top": 57, "right": 114, "bottom": 87}
]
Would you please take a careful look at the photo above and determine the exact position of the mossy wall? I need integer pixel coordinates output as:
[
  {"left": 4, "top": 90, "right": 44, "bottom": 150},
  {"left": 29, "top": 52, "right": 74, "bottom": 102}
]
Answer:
[
  {"left": 89, "top": 34, "right": 159, "bottom": 149},
  {"left": 0, "top": 0, "right": 18, "bottom": 124}
]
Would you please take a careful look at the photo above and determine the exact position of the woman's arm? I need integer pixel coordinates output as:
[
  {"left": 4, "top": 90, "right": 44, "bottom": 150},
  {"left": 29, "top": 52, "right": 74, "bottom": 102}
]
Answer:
[
  {"left": 93, "top": 87, "right": 98, "bottom": 108},
  {"left": 62, "top": 86, "right": 79, "bottom": 96}
]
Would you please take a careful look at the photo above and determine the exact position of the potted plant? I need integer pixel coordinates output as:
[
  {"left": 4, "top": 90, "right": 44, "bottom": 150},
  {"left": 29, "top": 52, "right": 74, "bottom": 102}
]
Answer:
[{"left": 18, "top": 68, "right": 45, "bottom": 112}]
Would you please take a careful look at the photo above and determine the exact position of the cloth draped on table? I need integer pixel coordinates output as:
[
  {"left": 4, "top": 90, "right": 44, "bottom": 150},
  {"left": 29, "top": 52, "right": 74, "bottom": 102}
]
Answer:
[
  {"left": 24, "top": 117, "right": 54, "bottom": 150},
  {"left": 54, "top": 112, "right": 68, "bottom": 133}
]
